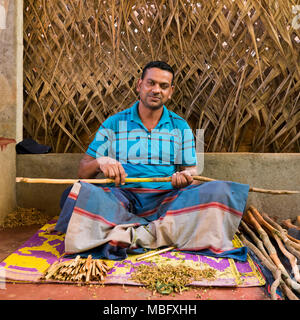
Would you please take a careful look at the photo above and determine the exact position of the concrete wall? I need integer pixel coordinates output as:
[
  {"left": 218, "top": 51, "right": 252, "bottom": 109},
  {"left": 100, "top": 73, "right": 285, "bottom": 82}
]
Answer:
[
  {"left": 16, "top": 153, "right": 300, "bottom": 220},
  {"left": 201, "top": 153, "right": 300, "bottom": 220},
  {"left": 16, "top": 154, "right": 83, "bottom": 217},
  {"left": 0, "top": 0, "right": 21, "bottom": 223}
]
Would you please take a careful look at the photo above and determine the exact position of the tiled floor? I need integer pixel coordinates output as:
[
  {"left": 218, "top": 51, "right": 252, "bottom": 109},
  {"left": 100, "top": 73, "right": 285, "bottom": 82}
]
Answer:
[{"left": 0, "top": 225, "right": 270, "bottom": 300}]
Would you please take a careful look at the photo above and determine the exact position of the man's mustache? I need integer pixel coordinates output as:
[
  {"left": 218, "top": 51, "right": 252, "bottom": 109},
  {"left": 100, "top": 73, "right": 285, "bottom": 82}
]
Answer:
[{"left": 148, "top": 94, "right": 162, "bottom": 98}]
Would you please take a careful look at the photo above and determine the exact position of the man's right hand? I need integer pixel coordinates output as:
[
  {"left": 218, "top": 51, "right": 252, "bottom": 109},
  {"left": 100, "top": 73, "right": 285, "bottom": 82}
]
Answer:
[{"left": 96, "top": 156, "right": 127, "bottom": 186}]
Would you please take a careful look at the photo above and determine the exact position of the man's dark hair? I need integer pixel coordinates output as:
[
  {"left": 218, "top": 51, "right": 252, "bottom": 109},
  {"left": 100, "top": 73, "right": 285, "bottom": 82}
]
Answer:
[{"left": 141, "top": 61, "right": 175, "bottom": 84}]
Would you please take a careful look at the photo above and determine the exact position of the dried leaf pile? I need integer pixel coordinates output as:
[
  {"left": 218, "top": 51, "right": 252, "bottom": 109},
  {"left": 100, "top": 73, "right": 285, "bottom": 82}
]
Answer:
[
  {"left": 0, "top": 207, "right": 51, "bottom": 229},
  {"left": 42, "top": 255, "right": 110, "bottom": 283},
  {"left": 130, "top": 263, "right": 216, "bottom": 295}
]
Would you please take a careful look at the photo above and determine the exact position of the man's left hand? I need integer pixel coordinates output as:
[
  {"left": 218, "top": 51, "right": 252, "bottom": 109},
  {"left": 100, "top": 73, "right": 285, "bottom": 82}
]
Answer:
[{"left": 171, "top": 170, "right": 194, "bottom": 188}]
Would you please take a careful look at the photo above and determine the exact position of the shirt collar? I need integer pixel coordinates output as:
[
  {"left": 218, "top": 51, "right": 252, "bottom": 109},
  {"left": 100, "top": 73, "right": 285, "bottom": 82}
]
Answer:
[{"left": 130, "top": 101, "right": 171, "bottom": 128}]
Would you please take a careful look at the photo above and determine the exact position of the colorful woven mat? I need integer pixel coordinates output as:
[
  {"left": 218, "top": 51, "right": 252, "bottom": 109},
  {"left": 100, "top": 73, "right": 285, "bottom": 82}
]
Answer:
[{"left": 0, "top": 218, "right": 265, "bottom": 287}]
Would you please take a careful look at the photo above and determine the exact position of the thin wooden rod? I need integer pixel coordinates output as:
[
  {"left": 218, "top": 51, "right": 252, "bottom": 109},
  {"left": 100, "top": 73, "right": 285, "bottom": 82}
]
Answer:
[
  {"left": 136, "top": 246, "right": 176, "bottom": 261},
  {"left": 15, "top": 176, "right": 300, "bottom": 195}
]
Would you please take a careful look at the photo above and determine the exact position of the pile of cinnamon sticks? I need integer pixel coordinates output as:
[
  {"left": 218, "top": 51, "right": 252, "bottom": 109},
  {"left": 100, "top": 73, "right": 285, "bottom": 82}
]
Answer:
[
  {"left": 42, "top": 255, "right": 110, "bottom": 283},
  {"left": 239, "top": 205, "right": 300, "bottom": 300}
]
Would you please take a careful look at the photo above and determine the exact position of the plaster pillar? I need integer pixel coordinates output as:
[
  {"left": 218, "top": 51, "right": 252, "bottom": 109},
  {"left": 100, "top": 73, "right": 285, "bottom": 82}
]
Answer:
[{"left": 0, "top": 0, "right": 22, "bottom": 222}]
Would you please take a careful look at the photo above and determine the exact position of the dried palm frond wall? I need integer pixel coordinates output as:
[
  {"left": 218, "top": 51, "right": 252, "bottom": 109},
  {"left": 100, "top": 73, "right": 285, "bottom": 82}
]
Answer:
[{"left": 23, "top": 0, "right": 300, "bottom": 153}]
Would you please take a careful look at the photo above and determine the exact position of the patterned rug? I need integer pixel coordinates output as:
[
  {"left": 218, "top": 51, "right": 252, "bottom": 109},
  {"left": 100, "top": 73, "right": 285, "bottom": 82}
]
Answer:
[{"left": 0, "top": 218, "right": 265, "bottom": 287}]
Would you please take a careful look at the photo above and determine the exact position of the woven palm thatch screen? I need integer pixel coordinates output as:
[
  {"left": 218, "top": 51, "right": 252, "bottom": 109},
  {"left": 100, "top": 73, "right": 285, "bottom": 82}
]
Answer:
[{"left": 23, "top": 0, "right": 300, "bottom": 153}]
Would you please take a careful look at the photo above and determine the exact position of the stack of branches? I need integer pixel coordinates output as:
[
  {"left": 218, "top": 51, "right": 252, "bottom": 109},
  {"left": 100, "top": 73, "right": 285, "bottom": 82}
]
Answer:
[
  {"left": 239, "top": 205, "right": 300, "bottom": 300},
  {"left": 42, "top": 255, "right": 110, "bottom": 283}
]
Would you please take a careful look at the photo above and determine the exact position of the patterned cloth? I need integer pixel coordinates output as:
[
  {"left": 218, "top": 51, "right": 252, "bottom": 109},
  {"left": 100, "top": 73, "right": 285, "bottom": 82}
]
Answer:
[
  {"left": 0, "top": 219, "right": 265, "bottom": 288},
  {"left": 55, "top": 180, "right": 250, "bottom": 261}
]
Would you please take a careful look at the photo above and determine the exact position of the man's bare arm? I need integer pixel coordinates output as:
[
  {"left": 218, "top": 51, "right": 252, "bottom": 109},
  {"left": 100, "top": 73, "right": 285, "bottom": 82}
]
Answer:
[
  {"left": 78, "top": 154, "right": 101, "bottom": 179},
  {"left": 178, "top": 165, "right": 197, "bottom": 175},
  {"left": 78, "top": 154, "right": 127, "bottom": 186},
  {"left": 171, "top": 165, "right": 198, "bottom": 188}
]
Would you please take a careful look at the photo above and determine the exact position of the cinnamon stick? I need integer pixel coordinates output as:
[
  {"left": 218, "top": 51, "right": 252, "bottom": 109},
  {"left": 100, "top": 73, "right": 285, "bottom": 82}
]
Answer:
[{"left": 16, "top": 176, "right": 300, "bottom": 195}]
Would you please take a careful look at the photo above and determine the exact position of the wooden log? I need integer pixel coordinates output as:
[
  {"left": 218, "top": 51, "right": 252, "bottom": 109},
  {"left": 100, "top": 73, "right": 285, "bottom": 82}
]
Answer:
[
  {"left": 282, "top": 219, "right": 300, "bottom": 231},
  {"left": 250, "top": 206, "right": 300, "bottom": 247},
  {"left": 286, "top": 234, "right": 300, "bottom": 245},
  {"left": 239, "top": 232, "right": 299, "bottom": 300},
  {"left": 262, "top": 214, "right": 300, "bottom": 259},
  {"left": 274, "top": 235, "right": 300, "bottom": 283},
  {"left": 296, "top": 216, "right": 300, "bottom": 227},
  {"left": 239, "top": 233, "right": 282, "bottom": 300},
  {"left": 244, "top": 209, "right": 300, "bottom": 293},
  {"left": 244, "top": 210, "right": 283, "bottom": 269},
  {"left": 271, "top": 269, "right": 282, "bottom": 300},
  {"left": 280, "top": 281, "right": 300, "bottom": 301},
  {"left": 240, "top": 220, "right": 273, "bottom": 265}
]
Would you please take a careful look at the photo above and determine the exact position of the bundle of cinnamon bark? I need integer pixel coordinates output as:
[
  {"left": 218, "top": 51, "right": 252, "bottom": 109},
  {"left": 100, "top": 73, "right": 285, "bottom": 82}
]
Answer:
[
  {"left": 42, "top": 255, "right": 110, "bottom": 283},
  {"left": 239, "top": 205, "right": 300, "bottom": 300}
]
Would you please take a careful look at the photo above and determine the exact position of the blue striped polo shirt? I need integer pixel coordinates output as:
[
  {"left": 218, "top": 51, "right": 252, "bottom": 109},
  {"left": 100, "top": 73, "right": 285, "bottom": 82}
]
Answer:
[{"left": 86, "top": 101, "right": 197, "bottom": 189}]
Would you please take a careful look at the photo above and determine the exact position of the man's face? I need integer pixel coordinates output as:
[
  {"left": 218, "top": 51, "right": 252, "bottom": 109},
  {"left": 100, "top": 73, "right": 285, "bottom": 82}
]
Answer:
[{"left": 136, "top": 67, "right": 174, "bottom": 110}]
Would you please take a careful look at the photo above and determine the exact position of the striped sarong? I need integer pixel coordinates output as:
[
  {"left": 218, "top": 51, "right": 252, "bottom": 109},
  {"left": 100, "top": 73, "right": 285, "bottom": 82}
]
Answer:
[{"left": 55, "top": 181, "right": 249, "bottom": 261}]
